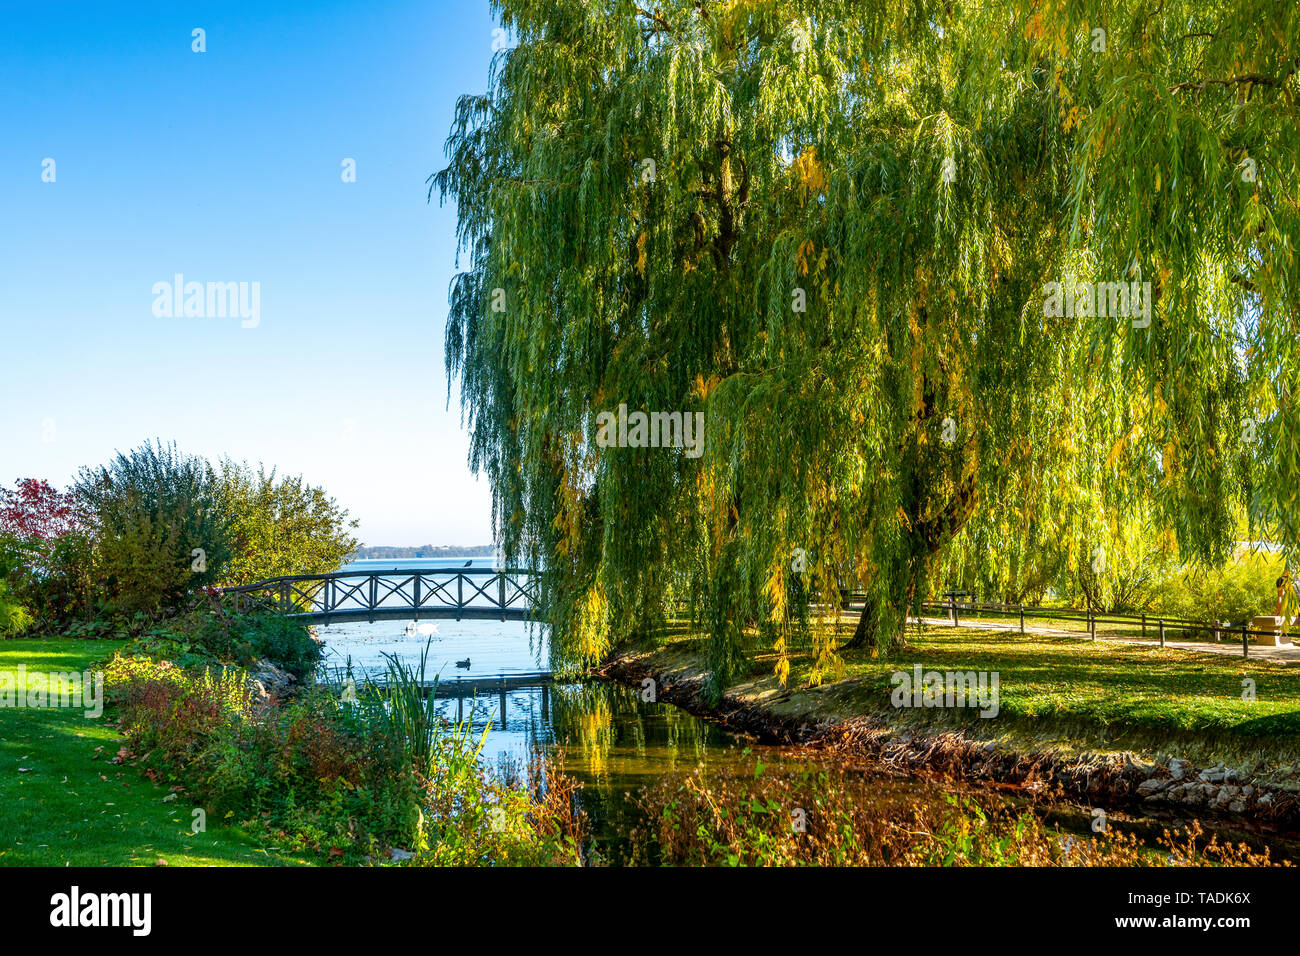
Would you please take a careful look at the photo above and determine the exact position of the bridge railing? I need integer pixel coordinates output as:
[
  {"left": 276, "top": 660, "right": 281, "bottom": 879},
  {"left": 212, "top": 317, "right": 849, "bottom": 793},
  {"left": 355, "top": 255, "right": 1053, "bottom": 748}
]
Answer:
[{"left": 219, "top": 568, "right": 538, "bottom": 623}]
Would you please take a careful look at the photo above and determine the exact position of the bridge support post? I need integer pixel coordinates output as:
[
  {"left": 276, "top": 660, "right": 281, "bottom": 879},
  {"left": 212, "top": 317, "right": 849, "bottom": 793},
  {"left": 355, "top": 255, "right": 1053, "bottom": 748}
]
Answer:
[{"left": 499, "top": 681, "right": 508, "bottom": 731}]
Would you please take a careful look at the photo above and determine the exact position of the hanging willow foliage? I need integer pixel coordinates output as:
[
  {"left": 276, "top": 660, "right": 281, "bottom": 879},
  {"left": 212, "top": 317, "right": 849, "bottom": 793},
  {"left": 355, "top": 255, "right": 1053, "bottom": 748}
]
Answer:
[{"left": 434, "top": 0, "right": 1300, "bottom": 696}]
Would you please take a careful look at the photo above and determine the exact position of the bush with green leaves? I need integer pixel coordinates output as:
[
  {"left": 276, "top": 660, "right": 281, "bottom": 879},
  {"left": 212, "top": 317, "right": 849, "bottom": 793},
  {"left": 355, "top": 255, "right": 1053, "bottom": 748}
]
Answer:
[
  {"left": 18, "top": 530, "right": 100, "bottom": 628},
  {"left": 216, "top": 459, "right": 359, "bottom": 587},
  {"left": 1150, "top": 552, "right": 1285, "bottom": 628},
  {"left": 0, "top": 580, "right": 33, "bottom": 637},
  {"left": 74, "top": 441, "right": 232, "bottom": 618},
  {"left": 133, "top": 597, "right": 322, "bottom": 679}
]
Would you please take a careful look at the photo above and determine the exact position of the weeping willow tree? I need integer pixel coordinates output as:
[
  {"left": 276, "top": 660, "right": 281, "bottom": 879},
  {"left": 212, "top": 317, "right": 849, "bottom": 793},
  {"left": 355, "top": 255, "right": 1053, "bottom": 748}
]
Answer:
[{"left": 435, "top": 0, "right": 1299, "bottom": 693}]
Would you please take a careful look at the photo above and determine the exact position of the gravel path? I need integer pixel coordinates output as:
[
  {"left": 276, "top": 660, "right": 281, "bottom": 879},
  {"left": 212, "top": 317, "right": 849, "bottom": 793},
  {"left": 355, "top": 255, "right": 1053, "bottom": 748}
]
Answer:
[{"left": 908, "top": 614, "right": 1300, "bottom": 664}]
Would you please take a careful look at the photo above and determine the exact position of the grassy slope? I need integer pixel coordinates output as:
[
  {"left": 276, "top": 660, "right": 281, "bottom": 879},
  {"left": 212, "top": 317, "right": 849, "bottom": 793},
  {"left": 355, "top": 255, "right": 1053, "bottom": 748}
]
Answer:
[
  {"left": 0, "top": 639, "right": 311, "bottom": 867},
  {"left": 642, "top": 622, "right": 1300, "bottom": 767}
]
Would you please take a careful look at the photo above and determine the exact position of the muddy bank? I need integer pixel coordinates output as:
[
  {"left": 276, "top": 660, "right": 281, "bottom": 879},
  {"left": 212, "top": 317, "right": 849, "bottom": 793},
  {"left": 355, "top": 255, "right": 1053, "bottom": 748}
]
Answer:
[{"left": 595, "top": 647, "right": 1300, "bottom": 837}]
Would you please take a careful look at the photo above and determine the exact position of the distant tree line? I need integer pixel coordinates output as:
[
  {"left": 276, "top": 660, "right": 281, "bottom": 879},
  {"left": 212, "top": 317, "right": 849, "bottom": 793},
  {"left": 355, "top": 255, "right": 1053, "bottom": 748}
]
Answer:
[{"left": 350, "top": 544, "right": 495, "bottom": 560}]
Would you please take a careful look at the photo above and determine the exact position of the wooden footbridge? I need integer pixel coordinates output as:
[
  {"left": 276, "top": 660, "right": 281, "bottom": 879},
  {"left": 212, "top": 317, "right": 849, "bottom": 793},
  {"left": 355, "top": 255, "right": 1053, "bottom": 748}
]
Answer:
[{"left": 219, "top": 567, "right": 538, "bottom": 625}]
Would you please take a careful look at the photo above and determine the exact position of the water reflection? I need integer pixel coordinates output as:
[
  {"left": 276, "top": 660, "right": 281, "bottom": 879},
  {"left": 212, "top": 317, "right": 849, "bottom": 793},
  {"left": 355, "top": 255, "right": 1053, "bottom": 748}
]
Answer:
[{"left": 423, "top": 680, "right": 740, "bottom": 785}]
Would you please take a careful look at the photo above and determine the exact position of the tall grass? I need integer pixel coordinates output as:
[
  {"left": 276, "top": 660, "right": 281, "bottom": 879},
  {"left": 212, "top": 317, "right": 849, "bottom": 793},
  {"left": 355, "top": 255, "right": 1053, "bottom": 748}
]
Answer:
[{"left": 348, "top": 641, "right": 490, "bottom": 780}]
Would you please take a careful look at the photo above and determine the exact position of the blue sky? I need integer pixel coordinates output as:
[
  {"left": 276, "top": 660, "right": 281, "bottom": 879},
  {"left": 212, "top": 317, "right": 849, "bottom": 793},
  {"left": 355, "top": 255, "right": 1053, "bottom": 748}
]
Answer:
[{"left": 0, "top": 0, "right": 502, "bottom": 545}]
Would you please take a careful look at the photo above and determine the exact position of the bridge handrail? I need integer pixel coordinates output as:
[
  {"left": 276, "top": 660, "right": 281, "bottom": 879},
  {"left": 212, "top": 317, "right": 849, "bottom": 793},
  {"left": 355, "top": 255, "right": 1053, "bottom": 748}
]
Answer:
[
  {"left": 216, "top": 567, "right": 540, "bottom": 624},
  {"left": 220, "top": 566, "right": 535, "bottom": 593}
]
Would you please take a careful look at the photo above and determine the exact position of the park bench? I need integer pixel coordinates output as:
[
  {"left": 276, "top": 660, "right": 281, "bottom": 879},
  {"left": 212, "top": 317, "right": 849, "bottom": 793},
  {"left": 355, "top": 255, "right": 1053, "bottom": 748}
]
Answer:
[{"left": 1250, "top": 616, "right": 1294, "bottom": 647}]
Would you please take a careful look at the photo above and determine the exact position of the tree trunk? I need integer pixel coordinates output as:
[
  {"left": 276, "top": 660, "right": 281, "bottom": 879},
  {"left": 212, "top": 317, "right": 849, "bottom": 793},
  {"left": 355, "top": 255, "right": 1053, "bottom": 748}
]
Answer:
[
  {"left": 842, "top": 594, "right": 878, "bottom": 650},
  {"left": 841, "top": 565, "right": 921, "bottom": 651}
]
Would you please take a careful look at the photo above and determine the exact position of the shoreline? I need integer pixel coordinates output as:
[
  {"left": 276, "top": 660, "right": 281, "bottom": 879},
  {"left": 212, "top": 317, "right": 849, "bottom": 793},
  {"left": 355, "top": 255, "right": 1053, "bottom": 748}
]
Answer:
[{"left": 595, "top": 645, "right": 1300, "bottom": 839}]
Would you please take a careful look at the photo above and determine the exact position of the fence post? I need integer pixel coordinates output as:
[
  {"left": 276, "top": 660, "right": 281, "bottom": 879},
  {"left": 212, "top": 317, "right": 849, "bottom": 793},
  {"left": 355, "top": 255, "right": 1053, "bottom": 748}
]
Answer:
[
  {"left": 1019, "top": 604, "right": 1025, "bottom": 634},
  {"left": 1141, "top": 614, "right": 1146, "bottom": 639},
  {"left": 456, "top": 573, "right": 463, "bottom": 623},
  {"left": 1242, "top": 624, "right": 1249, "bottom": 659},
  {"left": 953, "top": 599, "right": 960, "bottom": 628},
  {"left": 499, "top": 572, "right": 507, "bottom": 622},
  {"left": 1158, "top": 619, "right": 1165, "bottom": 648}
]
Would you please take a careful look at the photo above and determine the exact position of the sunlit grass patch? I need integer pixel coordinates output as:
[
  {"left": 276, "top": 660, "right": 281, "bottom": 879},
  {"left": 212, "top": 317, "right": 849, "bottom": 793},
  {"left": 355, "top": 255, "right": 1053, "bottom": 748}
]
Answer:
[
  {"left": 647, "top": 620, "right": 1300, "bottom": 763},
  {"left": 0, "top": 638, "right": 312, "bottom": 867}
]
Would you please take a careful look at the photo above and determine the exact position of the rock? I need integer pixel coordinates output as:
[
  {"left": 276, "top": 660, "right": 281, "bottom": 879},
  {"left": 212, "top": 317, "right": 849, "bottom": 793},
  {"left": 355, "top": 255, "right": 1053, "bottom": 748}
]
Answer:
[
  {"left": 1242, "top": 785, "right": 1255, "bottom": 797},
  {"left": 1137, "top": 778, "right": 1169, "bottom": 794},
  {"left": 1124, "top": 753, "right": 1156, "bottom": 773},
  {"left": 389, "top": 848, "right": 414, "bottom": 862},
  {"left": 1169, "top": 758, "right": 1189, "bottom": 780},
  {"left": 1210, "top": 787, "right": 1236, "bottom": 810},
  {"left": 248, "top": 661, "right": 296, "bottom": 700},
  {"left": 1199, "top": 769, "right": 1226, "bottom": 783},
  {"left": 1228, "top": 800, "right": 1246, "bottom": 813},
  {"left": 1259, "top": 792, "right": 1274, "bottom": 807}
]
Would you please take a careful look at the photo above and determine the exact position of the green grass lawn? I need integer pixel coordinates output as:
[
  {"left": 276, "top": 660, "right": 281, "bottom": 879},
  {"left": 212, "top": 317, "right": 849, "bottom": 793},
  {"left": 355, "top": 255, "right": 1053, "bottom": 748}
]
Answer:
[
  {"left": 804, "top": 627, "right": 1300, "bottom": 733},
  {"left": 0, "top": 639, "right": 312, "bottom": 867},
  {"left": 653, "top": 618, "right": 1300, "bottom": 766}
]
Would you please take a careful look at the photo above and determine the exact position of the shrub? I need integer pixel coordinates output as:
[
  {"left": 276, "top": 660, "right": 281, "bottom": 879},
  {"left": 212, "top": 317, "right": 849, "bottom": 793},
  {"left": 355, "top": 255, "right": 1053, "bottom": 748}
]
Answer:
[
  {"left": 1149, "top": 552, "right": 1284, "bottom": 627},
  {"left": 104, "top": 654, "right": 254, "bottom": 769},
  {"left": 238, "top": 611, "right": 322, "bottom": 679},
  {"left": 133, "top": 598, "right": 322, "bottom": 679},
  {"left": 215, "top": 460, "right": 359, "bottom": 586},
  {"left": 75, "top": 441, "right": 232, "bottom": 617},
  {"left": 0, "top": 480, "right": 94, "bottom": 634},
  {"left": 0, "top": 579, "right": 33, "bottom": 637}
]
